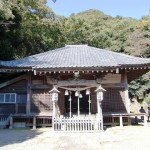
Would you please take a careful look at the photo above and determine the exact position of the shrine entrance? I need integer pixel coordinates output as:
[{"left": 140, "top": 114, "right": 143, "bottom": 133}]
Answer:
[
  {"left": 51, "top": 85, "right": 105, "bottom": 132},
  {"left": 65, "top": 90, "right": 89, "bottom": 115}
]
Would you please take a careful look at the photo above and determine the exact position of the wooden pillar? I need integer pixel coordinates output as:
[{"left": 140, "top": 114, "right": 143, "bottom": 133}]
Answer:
[
  {"left": 97, "top": 100, "right": 100, "bottom": 118},
  {"left": 42, "top": 119, "right": 46, "bottom": 128},
  {"left": 128, "top": 117, "right": 131, "bottom": 125},
  {"left": 77, "top": 97, "right": 80, "bottom": 117},
  {"left": 69, "top": 94, "right": 72, "bottom": 118},
  {"left": 57, "top": 89, "right": 65, "bottom": 115},
  {"left": 33, "top": 116, "right": 36, "bottom": 129},
  {"left": 26, "top": 73, "right": 31, "bottom": 114},
  {"left": 123, "top": 71, "right": 130, "bottom": 113},
  {"left": 15, "top": 103, "right": 18, "bottom": 114},
  {"left": 53, "top": 101, "right": 55, "bottom": 117},
  {"left": 9, "top": 116, "right": 13, "bottom": 129},
  {"left": 89, "top": 94, "right": 91, "bottom": 116},
  {"left": 91, "top": 88, "right": 97, "bottom": 114},
  {"left": 53, "top": 102, "right": 57, "bottom": 118},
  {"left": 119, "top": 115, "right": 123, "bottom": 127},
  {"left": 144, "top": 115, "right": 148, "bottom": 127},
  {"left": 112, "top": 117, "right": 115, "bottom": 127},
  {"left": 99, "top": 102, "right": 103, "bottom": 130},
  {"left": 134, "top": 116, "right": 138, "bottom": 125}
]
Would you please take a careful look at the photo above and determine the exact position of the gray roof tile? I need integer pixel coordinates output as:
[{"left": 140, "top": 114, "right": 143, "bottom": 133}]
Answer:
[{"left": 1, "top": 45, "right": 150, "bottom": 69}]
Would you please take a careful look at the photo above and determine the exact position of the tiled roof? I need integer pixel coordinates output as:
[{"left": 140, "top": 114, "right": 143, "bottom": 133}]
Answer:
[{"left": 0, "top": 45, "right": 150, "bottom": 69}]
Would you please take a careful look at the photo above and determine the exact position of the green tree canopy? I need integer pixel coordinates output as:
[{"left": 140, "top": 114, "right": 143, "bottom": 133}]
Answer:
[{"left": 1, "top": 4, "right": 150, "bottom": 104}]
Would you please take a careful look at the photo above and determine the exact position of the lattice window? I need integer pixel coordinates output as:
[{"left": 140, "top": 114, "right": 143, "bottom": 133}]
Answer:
[{"left": 0, "top": 93, "right": 16, "bottom": 103}]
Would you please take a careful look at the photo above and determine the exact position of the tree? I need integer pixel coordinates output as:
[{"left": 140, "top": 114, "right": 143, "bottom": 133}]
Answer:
[
  {"left": 125, "top": 29, "right": 150, "bottom": 57},
  {"left": 129, "top": 72, "right": 150, "bottom": 102},
  {"left": 1, "top": 6, "right": 150, "bottom": 105},
  {"left": 0, "top": 0, "right": 56, "bottom": 60}
]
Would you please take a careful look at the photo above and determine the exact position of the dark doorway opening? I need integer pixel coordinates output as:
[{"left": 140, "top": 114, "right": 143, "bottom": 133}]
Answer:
[{"left": 65, "top": 90, "right": 89, "bottom": 115}]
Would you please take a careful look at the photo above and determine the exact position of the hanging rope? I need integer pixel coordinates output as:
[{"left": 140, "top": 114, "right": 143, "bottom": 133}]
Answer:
[{"left": 58, "top": 86, "right": 95, "bottom": 91}]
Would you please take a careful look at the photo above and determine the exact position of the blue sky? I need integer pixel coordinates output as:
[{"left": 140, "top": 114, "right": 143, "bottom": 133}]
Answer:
[{"left": 47, "top": 0, "right": 150, "bottom": 19}]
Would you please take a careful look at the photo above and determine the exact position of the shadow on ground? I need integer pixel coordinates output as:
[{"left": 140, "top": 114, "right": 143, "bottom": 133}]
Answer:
[{"left": 0, "top": 128, "right": 44, "bottom": 148}]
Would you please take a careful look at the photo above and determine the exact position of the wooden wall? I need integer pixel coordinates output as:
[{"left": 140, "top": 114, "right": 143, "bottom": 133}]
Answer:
[
  {"left": 102, "top": 87, "right": 126, "bottom": 113},
  {"left": 91, "top": 87, "right": 97, "bottom": 114},
  {"left": 0, "top": 74, "right": 54, "bottom": 115},
  {"left": 0, "top": 80, "right": 27, "bottom": 93},
  {"left": 58, "top": 88, "right": 65, "bottom": 115},
  {"left": 0, "top": 80, "right": 27, "bottom": 114},
  {"left": 30, "top": 89, "right": 53, "bottom": 114},
  {"left": 0, "top": 71, "right": 128, "bottom": 116},
  {"left": 30, "top": 74, "right": 53, "bottom": 115},
  {"left": 56, "top": 87, "right": 127, "bottom": 115}
]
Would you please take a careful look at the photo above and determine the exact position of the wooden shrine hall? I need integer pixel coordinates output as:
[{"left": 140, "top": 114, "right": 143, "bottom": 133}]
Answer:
[{"left": 0, "top": 45, "right": 150, "bottom": 131}]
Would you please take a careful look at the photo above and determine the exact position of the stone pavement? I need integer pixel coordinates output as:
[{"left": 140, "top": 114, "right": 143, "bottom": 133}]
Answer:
[{"left": 0, "top": 126, "right": 150, "bottom": 150}]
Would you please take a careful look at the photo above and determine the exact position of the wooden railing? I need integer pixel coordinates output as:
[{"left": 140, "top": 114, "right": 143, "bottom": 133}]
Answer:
[
  {"left": 103, "top": 113, "right": 148, "bottom": 127},
  {"left": 53, "top": 117, "right": 103, "bottom": 132},
  {"left": 9, "top": 115, "right": 52, "bottom": 129},
  {"left": 0, "top": 115, "right": 11, "bottom": 128}
]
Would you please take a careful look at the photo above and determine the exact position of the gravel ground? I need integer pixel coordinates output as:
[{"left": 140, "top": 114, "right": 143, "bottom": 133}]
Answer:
[{"left": 0, "top": 126, "right": 150, "bottom": 150}]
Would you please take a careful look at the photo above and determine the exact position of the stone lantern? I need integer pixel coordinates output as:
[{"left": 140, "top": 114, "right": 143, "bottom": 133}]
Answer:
[
  {"left": 95, "top": 85, "right": 106, "bottom": 119},
  {"left": 49, "top": 86, "right": 60, "bottom": 117}
]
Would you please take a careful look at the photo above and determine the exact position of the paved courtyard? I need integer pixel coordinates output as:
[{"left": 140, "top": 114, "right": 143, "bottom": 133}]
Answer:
[{"left": 0, "top": 126, "right": 150, "bottom": 150}]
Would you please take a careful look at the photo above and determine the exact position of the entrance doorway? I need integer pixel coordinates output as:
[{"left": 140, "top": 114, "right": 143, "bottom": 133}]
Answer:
[{"left": 65, "top": 90, "right": 89, "bottom": 115}]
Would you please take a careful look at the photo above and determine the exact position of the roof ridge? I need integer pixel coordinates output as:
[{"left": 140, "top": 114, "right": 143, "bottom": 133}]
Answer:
[{"left": 65, "top": 44, "right": 88, "bottom": 47}]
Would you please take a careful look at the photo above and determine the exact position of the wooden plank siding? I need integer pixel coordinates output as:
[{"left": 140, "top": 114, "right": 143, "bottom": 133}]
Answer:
[
  {"left": 0, "top": 74, "right": 28, "bottom": 89},
  {"left": 26, "top": 73, "right": 31, "bottom": 114},
  {"left": 91, "top": 87, "right": 97, "bottom": 114},
  {"left": 0, "top": 80, "right": 27, "bottom": 114},
  {"left": 30, "top": 89, "right": 53, "bottom": 115},
  {"left": 58, "top": 88, "right": 65, "bottom": 115},
  {"left": 0, "top": 104, "right": 16, "bottom": 114},
  {"left": 30, "top": 74, "right": 53, "bottom": 115},
  {"left": 102, "top": 87, "right": 126, "bottom": 113},
  {"left": 0, "top": 80, "right": 27, "bottom": 93},
  {"left": 0, "top": 74, "right": 54, "bottom": 116}
]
